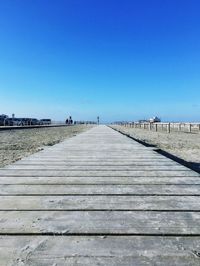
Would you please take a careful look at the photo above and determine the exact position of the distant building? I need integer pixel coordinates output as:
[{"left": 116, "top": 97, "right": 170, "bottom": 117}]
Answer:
[{"left": 149, "top": 116, "right": 161, "bottom": 123}]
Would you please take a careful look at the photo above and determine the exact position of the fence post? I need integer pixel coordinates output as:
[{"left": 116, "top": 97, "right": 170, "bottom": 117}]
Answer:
[
  {"left": 155, "top": 124, "right": 158, "bottom": 132},
  {"left": 188, "top": 123, "right": 192, "bottom": 133},
  {"left": 167, "top": 123, "right": 170, "bottom": 133},
  {"left": 178, "top": 123, "right": 181, "bottom": 132},
  {"left": 149, "top": 123, "right": 151, "bottom": 131}
]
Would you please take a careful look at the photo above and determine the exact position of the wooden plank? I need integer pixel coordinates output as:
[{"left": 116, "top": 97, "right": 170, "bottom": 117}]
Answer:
[
  {"left": 32, "top": 150, "right": 159, "bottom": 153},
  {"left": 0, "top": 169, "right": 196, "bottom": 177},
  {"left": 1, "top": 184, "right": 200, "bottom": 195},
  {"left": 5, "top": 165, "right": 187, "bottom": 170},
  {"left": 21, "top": 157, "right": 171, "bottom": 161},
  {"left": 0, "top": 195, "right": 200, "bottom": 210},
  {"left": 12, "top": 161, "right": 181, "bottom": 166},
  {"left": 0, "top": 210, "right": 199, "bottom": 235},
  {"left": 0, "top": 176, "right": 199, "bottom": 185},
  {"left": 0, "top": 236, "right": 199, "bottom": 265},
  {"left": 24, "top": 155, "right": 168, "bottom": 160}
]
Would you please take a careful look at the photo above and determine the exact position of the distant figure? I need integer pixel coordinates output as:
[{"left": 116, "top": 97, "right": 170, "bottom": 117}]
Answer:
[
  {"left": 69, "top": 116, "right": 73, "bottom": 124},
  {"left": 66, "top": 119, "right": 69, "bottom": 124}
]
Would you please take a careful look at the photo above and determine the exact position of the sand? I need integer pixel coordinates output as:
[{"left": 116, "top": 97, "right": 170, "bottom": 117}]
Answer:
[{"left": 0, "top": 125, "right": 93, "bottom": 167}]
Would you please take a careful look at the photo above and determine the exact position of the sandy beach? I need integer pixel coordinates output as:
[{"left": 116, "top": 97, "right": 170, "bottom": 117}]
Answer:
[
  {"left": 0, "top": 125, "right": 93, "bottom": 167},
  {"left": 111, "top": 125, "right": 200, "bottom": 172}
]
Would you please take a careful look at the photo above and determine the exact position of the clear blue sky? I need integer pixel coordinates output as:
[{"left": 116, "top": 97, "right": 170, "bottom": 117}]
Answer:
[{"left": 0, "top": 0, "right": 200, "bottom": 122}]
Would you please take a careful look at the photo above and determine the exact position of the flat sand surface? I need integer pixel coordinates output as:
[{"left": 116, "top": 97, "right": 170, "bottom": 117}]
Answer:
[
  {"left": 0, "top": 125, "right": 93, "bottom": 167},
  {"left": 112, "top": 125, "right": 200, "bottom": 172}
]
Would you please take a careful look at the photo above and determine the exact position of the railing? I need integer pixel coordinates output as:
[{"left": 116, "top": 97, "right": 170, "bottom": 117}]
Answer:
[{"left": 116, "top": 122, "right": 200, "bottom": 133}]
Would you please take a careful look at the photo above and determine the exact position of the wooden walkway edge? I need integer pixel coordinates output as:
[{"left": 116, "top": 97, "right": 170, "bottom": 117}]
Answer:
[{"left": 0, "top": 125, "right": 200, "bottom": 265}]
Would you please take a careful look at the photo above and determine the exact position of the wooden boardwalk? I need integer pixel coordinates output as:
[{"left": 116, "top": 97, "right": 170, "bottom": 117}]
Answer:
[{"left": 0, "top": 125, "right": 200, "bottom": 265}]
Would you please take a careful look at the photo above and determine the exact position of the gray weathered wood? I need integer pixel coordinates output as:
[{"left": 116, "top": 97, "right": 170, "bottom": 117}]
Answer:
[
  {"left": 0, "top": 176, "right": 199, "bottom": 185},
  {"left": 0, "top": 195, "right": 200, "bottom": 210},
  {"left": 1, "top": 184, "right": 200, "bottom": 195},
  {"left": 0, "top": 236, "right": 199, "bottom": 265},
  {"left": 0, "top": 211, "right": 199, "bottom": 234},
  {"left": 0, "top": 169, "right": 196, "bottom": 177},
  {"left": 5, "top": 165, "right": 187, "bottom": 170}
]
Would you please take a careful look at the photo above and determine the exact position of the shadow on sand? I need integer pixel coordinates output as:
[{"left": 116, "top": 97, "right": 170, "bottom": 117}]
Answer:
[
  {"left": 156, "top": 149, "right": 200, "bottom": 174},
  {"left": 111, "top": 127, "right": 200, "bottom": 174}
]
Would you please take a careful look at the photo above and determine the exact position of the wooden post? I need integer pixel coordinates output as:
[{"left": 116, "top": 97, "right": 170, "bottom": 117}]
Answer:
[
  {"left": 198, "top": 124, "right": 200, "bottom": 131},
  {"left": 155, "top": 124, "right": 158, "bottom": 132},
  {"left": 149, "top": 123, "right": 151, "bottom": 131},
  {"left": 178, "top": 123, "right": 181, "bottom": 132},
  {"left": 188, "top": 123, "right": 192, "bottom": 133},
  {"left": 167, "top": 123, "right": 170, "bottom": 133}
]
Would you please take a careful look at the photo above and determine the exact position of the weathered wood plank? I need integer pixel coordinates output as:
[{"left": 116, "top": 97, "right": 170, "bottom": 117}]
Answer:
[
  {"left": 12, "top": 161, "right": 181, "bottom": 166},
  {"left": 0, "top": 176, "right": 199, "bottom": 185},
  {"left": 1, "top": 184, "right": 200, "bottom": 195},
  {"left": 0, "top": 195, "right": 200, "bottom": 210},
  {"left": 5, "top": 165, "right": 187, "bottom": 170},
  {"left": 0, "top": 169, "right": 197, "bottom": 177},
  {"left": 22, "top": 156, "right": 169, "bottom": 161},
  {"left": 20, "top": 157, "right": 171, "bottom": 161},
  {"left": 0, "top": 236, "right": 199, "bottom": 266},
  {"left": 0, "top": 211, "right": 199, "bottom": 234}
]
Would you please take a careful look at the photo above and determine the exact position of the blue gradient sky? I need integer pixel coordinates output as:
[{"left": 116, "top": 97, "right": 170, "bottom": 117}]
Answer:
[{"left": 0, "top": 0, "right": 200, "bottom": 122}]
